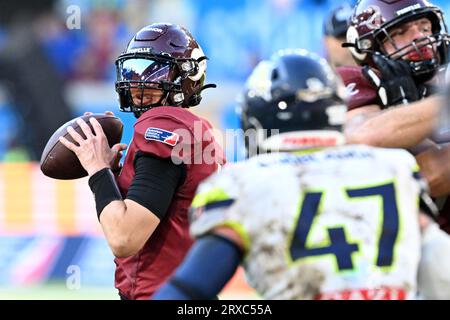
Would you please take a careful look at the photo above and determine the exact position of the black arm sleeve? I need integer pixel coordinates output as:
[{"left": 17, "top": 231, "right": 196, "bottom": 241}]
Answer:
[
  {"left": 153, "top": 234, "right": 242, "bottom": 300},
  {"left": 126, "top": 153, "right": 186, "bottom": 220}
]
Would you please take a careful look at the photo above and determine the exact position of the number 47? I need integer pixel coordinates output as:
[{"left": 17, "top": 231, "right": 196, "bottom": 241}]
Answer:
[{"left": 289, "top": 183, "right": 399, "bottom": 271}]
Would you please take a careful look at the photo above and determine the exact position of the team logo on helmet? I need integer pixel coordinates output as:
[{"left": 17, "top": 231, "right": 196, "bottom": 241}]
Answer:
[
  {"left": 296, "top": 78, "right": 334, "bottom": 103},
  {"left": 363, "top": 6, "right": 385, "bottom": 30}
]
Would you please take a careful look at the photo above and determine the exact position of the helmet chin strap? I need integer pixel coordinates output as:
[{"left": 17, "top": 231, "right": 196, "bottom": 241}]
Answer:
[
  {"left": 200, "top": 83, "right": 217, "bottom": 91},
  {"left": 160, "top": 91, "right": 170, "bottom": 106}
]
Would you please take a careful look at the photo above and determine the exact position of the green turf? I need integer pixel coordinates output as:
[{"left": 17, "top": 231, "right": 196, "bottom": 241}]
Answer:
[
  {"left": 0, "top": 284, "right": 119, "bottom": 300},
  {"left": 0, "top": 284, "right": 259, "bottom": 300}
]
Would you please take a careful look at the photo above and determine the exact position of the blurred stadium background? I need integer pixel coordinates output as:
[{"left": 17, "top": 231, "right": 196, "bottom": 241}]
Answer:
[{"left": 0, "top": 0, "right": 449, "bottom": 300}]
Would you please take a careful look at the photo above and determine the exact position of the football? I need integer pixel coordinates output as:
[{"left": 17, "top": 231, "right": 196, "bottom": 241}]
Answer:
[{"left": 40, "top": 114, "right": 124, "bottom": 180}]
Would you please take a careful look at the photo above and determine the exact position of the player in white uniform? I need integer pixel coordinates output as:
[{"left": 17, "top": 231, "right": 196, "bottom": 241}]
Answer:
[
  {"left": 189, "top": 147, "right": 424, "bottom": 300},
  {"left": 153, "top": 50, "right": 449, "bottom": 300}
]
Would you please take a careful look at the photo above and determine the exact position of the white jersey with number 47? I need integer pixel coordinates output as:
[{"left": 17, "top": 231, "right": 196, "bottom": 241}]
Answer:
[{"left": 190, "top": 145, "right": 424, "bottom": 300}]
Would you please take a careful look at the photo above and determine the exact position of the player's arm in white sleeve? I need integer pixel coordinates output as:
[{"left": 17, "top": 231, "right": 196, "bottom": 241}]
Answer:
[{"left": 418, "top": 214, "right": 450, "bottom": 299}]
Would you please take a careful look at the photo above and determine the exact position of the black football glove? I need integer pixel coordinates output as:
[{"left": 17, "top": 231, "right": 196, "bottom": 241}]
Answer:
[{"left": 362, "top": 53, "right": 420, "bottom": 108}]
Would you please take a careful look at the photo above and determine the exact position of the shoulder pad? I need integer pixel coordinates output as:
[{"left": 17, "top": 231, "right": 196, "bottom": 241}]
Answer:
[{"left": 337, "top": 66, "right": 378, "bottom": 111}]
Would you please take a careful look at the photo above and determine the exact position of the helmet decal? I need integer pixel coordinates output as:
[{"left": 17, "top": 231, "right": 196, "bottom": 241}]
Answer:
[
  {"left": 396, "top": 3, "right": 422, "bottom": 16},
  {"left": 297, "top": 78, "right": 334, "bottom": 103},
  {"left": 245, "top": 60, "right": 274, "bottom": 102},
  {"left": 364, "top": 6, "right": 385, "bottom": 30}
]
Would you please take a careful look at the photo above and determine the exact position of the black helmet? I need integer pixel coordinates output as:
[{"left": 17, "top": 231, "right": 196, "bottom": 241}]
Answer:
[{"left": 240, "top": 49, "right": 347, "bottom": 157}]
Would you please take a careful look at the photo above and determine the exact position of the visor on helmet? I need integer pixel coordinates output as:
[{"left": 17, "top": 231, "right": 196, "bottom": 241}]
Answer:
[{"left": 118, "top": 58, "right": 171, "bottom": 87}]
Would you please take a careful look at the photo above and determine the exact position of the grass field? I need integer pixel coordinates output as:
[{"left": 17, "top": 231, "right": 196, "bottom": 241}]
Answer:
[
  {"left": 0, "top": 284, "right": 119, "bottom": 300},
  {"left": 0, "top": 283, "right": 259, "bottom": 300}
]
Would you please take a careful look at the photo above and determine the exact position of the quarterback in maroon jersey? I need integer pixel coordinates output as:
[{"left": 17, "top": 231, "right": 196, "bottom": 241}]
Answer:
[{"left": 59, "top": 23, "right": 224, "bottom": 299}]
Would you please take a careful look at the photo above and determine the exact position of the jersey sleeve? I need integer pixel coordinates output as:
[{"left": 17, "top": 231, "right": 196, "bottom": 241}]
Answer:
[
  {"left": 336, "top": 66, "right": 379, "bottom": 111},
  {"left": 189, "top": 164, "right": 251, "bottom": 255},
  {"left": 133, "top": 113, "right": 194, "bottom": 163}
]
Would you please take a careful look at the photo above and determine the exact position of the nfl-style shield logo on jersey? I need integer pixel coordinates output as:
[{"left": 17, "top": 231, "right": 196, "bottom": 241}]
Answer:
[{"left": 145, "top": 127, "right": 179, "bottom": 146}]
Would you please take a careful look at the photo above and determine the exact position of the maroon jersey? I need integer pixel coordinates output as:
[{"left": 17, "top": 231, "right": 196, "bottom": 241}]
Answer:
[
  {"left": 336, "top": 65, "right": 378, "bottom": 111},
  {"left": 115, "top": 106, "right": 225, "bottom": 299}
]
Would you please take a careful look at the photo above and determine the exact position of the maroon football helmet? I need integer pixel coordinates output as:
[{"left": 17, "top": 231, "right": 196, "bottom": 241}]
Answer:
[
  {"left": 115, "top": 23, "right": 215, "bottom": 117},
  {"left": 346, "top": 0, "right": 450, "bottom": 82}
]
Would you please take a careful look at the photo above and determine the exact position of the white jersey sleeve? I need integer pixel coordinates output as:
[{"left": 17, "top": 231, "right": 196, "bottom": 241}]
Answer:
[
  {"left": 190, "top": 145, "right": 425, "bottom": 300},
  {"left": 418, "top": 222, "right": 450, "bottom": 299}
]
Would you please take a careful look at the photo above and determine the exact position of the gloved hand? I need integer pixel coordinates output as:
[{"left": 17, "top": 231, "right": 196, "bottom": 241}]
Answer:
[{"left": 362, "top": 53, "right": 420, "bottom": 107}]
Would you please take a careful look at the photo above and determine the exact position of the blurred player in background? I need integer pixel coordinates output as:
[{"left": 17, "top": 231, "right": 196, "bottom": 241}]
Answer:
[
  {"left": 59, "top": 23, "right": 224, "bottom": 299},
  {"left": 153, "top": 50, "right": 447, "bottom": 300},
  {"left": 339, "top": 0, "right": 450, "bottom": 233},
  {"left": 323, "top": 2, "right": 356, "bottom": 69},
  {"left": 0, "top": 0, "right": 73, "bottom": 160},
  {"left": 418, "top": 83, "right": 450, "bottom": 299}
]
